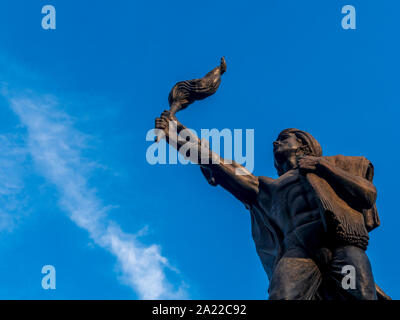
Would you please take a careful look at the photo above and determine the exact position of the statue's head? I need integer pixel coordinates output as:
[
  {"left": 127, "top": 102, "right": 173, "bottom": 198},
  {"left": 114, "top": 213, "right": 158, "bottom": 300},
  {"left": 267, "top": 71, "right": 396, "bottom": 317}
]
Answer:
[{"left": 273, "top": 128, "right": 322, "bottom": 176}]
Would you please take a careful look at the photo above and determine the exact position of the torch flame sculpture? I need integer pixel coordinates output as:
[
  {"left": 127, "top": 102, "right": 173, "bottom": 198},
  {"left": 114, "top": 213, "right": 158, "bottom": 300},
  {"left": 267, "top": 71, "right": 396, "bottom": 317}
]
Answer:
[{"left": 156, "top": 57, "right": 227, "bottom": 141}]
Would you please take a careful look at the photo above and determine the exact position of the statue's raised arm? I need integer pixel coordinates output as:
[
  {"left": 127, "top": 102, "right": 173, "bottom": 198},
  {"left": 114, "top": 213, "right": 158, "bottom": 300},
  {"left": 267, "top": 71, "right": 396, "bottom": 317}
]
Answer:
[{"left": 154, "top": 58, "right": 259, "bottom": 206}]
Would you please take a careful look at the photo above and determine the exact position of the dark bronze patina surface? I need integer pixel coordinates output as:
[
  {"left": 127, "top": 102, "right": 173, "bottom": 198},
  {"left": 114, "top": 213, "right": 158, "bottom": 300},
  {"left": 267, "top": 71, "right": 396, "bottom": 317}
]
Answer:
[{"left": 154, "top": 58, "right": 390, "bottom": 300}]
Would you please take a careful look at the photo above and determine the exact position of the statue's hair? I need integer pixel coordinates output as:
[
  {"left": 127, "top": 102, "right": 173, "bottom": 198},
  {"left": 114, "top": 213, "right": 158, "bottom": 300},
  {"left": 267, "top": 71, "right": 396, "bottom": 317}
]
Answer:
[{"left": 278, "top": 128, "right": 322, "bottom": 157}]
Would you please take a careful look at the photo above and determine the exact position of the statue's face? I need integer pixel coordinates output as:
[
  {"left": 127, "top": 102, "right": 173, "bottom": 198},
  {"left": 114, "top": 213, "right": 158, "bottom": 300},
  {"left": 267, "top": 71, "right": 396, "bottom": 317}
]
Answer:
[{"left": 273, "top": 132, "right": 303, "bottom": 165}]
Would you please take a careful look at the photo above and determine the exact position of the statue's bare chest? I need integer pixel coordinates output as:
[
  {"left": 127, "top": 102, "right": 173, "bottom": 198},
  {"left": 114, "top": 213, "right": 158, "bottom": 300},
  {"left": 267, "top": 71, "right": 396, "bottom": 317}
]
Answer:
[{"left": 256, "top": 169, "right": 320, "bottom": 234}]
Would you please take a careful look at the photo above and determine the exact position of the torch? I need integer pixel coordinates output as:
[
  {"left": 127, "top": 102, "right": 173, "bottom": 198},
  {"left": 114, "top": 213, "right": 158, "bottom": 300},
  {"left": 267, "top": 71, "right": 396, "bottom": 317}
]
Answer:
[{"left": 156, "top": 57, "right": 227, "bottom": 142}]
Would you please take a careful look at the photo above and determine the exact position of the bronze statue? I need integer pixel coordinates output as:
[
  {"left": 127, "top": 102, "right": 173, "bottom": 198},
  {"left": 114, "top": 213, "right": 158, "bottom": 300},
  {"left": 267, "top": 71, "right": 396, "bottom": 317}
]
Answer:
[{"left": 154, "top": 58, "right": 390, "bottom": 300}]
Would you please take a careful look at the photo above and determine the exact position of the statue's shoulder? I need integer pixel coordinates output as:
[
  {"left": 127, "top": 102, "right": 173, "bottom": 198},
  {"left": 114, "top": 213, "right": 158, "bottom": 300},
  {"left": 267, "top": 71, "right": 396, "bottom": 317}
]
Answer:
[
  {"left": 323, "top": 154, "right": 369, "bottom": 162},
  {"left": 323, "top": 154, "right": 371, "bottom": 165},
  {"left": 323, "top": 155, "right": 373, "bottom": 178},
  {"left": 257, "top": 176, "right": 274, "bottom": 188}
]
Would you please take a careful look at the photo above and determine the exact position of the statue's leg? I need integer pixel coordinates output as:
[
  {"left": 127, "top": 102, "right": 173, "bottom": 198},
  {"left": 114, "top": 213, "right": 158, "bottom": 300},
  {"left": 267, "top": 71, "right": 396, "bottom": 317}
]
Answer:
[
  {"left": 324, "top": 245, "right": 377, "bottom": 300},
  {"left": 268, "top": 247, "right": 322, "bottom": 300}
]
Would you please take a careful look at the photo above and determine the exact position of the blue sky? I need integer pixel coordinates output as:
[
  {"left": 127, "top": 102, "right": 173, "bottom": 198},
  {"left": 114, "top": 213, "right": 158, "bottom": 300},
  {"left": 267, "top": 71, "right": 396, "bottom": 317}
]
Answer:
[{"left": 0, "top": 0, "right": 398, "bottom": 299}]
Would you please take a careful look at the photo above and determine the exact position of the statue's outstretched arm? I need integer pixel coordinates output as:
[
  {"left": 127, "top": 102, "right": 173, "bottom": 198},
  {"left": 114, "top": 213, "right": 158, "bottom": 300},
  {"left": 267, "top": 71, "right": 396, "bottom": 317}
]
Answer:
[{"left": 155, "top": 111, "right": 259, "bottom": 206}]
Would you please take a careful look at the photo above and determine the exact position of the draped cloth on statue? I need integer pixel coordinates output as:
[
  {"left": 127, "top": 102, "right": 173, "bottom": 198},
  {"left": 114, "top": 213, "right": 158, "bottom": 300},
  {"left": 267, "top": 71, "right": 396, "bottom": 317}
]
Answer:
[{"left": 304, "top": 155, "right": 380, "bottom": 251}]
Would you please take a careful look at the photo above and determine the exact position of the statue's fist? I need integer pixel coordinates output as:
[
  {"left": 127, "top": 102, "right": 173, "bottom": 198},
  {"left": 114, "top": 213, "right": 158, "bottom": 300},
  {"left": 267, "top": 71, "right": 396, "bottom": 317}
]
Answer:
[
  {"left": 297, "top": 155, "right": 321, "bottom": 174},
  {"left": 155, "top": 111, "right": 180, "bottom": 141},
  {"left": 155, "top": 116, "right": 168, "bottom": 132}
]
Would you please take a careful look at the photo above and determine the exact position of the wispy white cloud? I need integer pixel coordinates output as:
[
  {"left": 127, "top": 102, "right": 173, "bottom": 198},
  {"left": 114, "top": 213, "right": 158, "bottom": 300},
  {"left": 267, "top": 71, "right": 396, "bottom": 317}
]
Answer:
[{"left": 4, "top": 93, "right": 186, "bottom": 299}]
